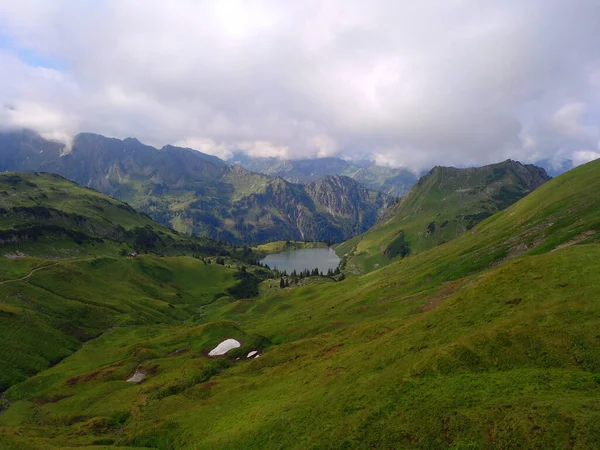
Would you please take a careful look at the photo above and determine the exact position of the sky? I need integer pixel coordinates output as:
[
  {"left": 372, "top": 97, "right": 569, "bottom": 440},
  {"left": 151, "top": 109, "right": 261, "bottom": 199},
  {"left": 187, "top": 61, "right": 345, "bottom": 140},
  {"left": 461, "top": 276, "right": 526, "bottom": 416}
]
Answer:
[{"left": 0, "top": 0, "right": 599, "bottom": 171}]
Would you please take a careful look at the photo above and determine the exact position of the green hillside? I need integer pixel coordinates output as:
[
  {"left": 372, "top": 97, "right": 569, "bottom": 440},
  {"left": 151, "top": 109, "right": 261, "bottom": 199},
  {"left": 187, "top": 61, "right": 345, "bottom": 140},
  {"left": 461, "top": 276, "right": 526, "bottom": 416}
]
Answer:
[
  {"left": 337, "top": 159, "right": 550, "bottom": 273},
  {"left": 0, "top": 172, "right": 239, "bottom": 259},
  {"left": 0, "top": 159, "right": 599, "bottom": 447},
  {"left": 0, "top": 255, "right": 248, "bottom": 391}
]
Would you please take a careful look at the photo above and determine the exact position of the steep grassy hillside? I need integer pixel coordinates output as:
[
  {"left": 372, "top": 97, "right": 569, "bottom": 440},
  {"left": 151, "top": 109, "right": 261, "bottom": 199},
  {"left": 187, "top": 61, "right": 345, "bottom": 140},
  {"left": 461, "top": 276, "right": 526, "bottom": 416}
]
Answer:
[
  {"left": 337, "top": 159, "right": 550, "bottom": 273},
  {"left": 0, "top": 159, "right": 598, "bottom": 448},
  {"left": 0, "top": 172, "right": 239, "bottom": 259},
  {"left": 0, "top": 255, "right": 255, "bottom": 391},
  {"left": 0, "top": 131, "right": 393, "bottom": 244}
]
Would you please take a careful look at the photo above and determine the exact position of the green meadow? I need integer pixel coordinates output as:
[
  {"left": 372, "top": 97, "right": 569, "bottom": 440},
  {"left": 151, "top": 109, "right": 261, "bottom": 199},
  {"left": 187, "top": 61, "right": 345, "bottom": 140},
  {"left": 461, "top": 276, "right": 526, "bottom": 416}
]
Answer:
[{"left": 1, "top": 159, "right": 600, "bottom": 448}]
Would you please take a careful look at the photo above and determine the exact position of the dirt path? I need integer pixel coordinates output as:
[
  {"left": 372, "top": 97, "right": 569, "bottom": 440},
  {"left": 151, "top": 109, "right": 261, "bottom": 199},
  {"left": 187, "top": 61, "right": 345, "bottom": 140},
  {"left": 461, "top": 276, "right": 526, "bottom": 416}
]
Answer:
[{"left": 0, "top": 263, "right": 59, "bottom": 286}]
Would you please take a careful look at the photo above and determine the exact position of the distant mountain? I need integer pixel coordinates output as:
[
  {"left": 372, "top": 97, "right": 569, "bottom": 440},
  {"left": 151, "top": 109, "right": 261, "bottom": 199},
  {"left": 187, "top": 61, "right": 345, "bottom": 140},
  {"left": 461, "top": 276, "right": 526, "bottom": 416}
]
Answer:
[
  {"left": 336, "top": 159, "right": 551, "bottom": 273},
  {"left": 229, "top": 153, "right": 419, "bottom": 197},
  {"left": 0, "top": 130, "right": 394, "bottom": 244}
]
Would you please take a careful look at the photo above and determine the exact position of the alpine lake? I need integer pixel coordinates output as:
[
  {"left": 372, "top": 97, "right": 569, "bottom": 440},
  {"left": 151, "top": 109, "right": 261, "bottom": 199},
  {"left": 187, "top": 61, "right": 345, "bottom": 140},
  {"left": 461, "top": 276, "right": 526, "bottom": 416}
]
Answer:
[{"left": 260, "top": 247, "right": 340, "bottom": 274}]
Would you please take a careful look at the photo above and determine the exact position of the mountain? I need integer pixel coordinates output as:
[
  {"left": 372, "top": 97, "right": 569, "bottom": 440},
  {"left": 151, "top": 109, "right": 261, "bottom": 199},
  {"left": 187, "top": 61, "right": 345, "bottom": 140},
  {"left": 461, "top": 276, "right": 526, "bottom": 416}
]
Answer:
[
  {"left": 0, "top": 130, "right": 394, "bottom": 244},
  {"left": 1, "top": 157, "right": 599, "bottom": 448},
  {"left": 0, "top": 171, "right": 241, "bottom": 259},
  {"left": 336, "top": 159, "right": 551, "bottom": 273},
  {"left": 229, "top": 152, "right": 419, "bottom": 197}
]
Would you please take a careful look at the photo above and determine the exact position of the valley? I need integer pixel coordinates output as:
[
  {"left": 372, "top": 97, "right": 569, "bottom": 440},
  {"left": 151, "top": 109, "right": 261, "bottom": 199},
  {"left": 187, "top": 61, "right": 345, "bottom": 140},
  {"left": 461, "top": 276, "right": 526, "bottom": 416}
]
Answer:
[{"left": 0, "top": 156, "right": 599, "bottom": 448}]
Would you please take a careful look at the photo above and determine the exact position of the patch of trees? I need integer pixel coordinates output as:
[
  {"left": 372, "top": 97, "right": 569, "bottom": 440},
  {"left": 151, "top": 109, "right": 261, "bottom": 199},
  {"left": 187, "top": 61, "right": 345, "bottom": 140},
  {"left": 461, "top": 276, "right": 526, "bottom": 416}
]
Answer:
[
  {"left": 462, "top": 212, "right": 493, "bottom": 230},
  {"left": 384, "top": 230, "right": 411, "bottom": 259},
  {"left": 278, "top": 266, "right": 342, "bottom": 288},
  {"left": 0, "top": 224, "right": 101, "bottom": 245},
  {"left": 125, "top": 226, "right": 164, "bottom": 253},
  {"left": 227, "top": 271, "right": 260, "bottom": 298}
]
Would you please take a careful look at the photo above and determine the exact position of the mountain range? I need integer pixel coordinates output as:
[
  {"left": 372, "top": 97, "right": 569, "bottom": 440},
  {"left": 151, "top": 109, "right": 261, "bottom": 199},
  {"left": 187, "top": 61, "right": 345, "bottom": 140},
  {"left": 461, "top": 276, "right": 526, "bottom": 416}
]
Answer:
[{"left": 229, "top": 153, "right": 420, "bottom": 197}]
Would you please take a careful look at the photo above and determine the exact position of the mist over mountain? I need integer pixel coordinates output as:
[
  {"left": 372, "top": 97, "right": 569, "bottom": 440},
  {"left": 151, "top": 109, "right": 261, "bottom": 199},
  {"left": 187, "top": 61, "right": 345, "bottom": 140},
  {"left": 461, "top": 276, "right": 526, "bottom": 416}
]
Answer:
[
  {"left": 229, "top": 153, "right": 420, "bottom": 197},
  {"left": 0, "top": 130, "right": 394, "bottom": 244}
]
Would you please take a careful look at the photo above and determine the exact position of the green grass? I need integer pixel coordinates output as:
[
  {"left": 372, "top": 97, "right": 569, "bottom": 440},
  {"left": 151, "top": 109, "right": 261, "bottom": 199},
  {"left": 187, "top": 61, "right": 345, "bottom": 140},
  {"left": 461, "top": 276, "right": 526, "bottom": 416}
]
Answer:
[
  {"left": 3, "top": 245, "right": 600, "bottom": 448},
  {"left": 1, "top": 159, "right": 600, "bottom": 448},
  {"left": 339, "top": 160, "right": 551, "bottom": 273},
  {"left": 0, "top": 255, "right": 242, "bottom": 391},
  {"left": 0, "top": 172, "right": 245, "bottom": 260}
]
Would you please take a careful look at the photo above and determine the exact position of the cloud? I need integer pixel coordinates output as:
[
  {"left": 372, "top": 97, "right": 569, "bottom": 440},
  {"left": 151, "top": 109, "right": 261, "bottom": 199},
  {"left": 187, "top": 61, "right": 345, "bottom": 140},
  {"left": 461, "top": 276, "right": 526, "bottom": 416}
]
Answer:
[
  {"left": 0, "top": 0, "right": 600, "bottom": 170},
  {"left": 550, "top": 103, "right": 599, "bottom": 141},
  {"left": 572, "top": 150, "right": 600, "bottom": 167}
]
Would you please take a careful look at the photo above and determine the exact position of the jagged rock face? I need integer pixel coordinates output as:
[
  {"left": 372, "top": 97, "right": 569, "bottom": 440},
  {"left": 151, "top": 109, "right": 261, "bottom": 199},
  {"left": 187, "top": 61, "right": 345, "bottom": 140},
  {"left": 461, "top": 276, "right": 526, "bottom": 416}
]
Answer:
[
  {"left": 228, "top": 153, "right": 418, "bottom": 197},
  {"left": 306, "top": 175, "right": 392, "bottom": 223},
  {"left": 0, "top": 130, "right": 393, "bottom": 244}
]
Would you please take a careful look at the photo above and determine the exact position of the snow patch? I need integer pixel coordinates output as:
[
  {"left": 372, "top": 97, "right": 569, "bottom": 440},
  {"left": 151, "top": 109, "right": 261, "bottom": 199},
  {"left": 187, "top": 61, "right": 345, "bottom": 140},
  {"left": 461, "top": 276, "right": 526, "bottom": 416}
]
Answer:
[
  {"left": 208, "top": 338, "right": 241, "bottom": 356},
  {"left": 247, "top": 350, "right": 258, "bottom": 358},
  {"left": 127, "top": 370, "right": 146, "bottom": 383}
]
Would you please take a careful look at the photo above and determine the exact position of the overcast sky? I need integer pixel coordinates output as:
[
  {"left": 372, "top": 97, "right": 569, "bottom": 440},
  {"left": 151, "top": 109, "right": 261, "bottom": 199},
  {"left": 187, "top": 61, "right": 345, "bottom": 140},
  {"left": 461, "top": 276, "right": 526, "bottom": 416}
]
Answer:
[{"left": 1, "top": 0, "right": 599, "bottom": 170}]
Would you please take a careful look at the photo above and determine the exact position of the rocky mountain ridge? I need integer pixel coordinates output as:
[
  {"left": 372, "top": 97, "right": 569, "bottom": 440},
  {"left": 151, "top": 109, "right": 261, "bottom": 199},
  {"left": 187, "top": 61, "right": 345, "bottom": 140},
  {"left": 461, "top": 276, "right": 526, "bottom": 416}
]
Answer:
[{"left": 0, "top": 130, "right": 393, "bottom": 244}]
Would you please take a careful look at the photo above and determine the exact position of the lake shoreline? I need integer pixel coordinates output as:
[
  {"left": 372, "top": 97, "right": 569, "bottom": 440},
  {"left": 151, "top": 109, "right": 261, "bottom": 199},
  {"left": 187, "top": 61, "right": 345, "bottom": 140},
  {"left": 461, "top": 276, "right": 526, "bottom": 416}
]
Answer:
[{"left": 253, "top": 241, "right": 328, "bottom": 256}]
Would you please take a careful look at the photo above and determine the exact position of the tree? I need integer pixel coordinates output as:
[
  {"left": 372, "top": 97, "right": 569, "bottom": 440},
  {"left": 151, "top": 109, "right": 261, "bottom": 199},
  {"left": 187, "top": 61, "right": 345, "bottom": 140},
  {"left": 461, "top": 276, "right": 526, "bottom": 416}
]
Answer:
[
  {"left": 284, "top": 279, "right": 289, "bottom": 288},
  {"left": 280, "top": 278, "right": 285, "bottom": 289}
]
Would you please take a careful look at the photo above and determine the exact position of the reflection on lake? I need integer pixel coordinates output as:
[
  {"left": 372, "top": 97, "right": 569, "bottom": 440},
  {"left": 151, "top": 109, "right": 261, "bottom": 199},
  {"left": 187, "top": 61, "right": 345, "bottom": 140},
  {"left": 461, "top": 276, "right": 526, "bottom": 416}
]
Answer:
[{"left": 260, "top": 248, "right": 340, "bottom": 274}]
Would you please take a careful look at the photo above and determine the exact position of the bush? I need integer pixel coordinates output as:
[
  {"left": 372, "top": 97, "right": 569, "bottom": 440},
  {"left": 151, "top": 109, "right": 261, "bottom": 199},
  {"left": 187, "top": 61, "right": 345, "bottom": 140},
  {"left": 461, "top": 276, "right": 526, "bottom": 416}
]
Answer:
[{"left": 384, "top": 231, "right": 411, "bottom": 259}]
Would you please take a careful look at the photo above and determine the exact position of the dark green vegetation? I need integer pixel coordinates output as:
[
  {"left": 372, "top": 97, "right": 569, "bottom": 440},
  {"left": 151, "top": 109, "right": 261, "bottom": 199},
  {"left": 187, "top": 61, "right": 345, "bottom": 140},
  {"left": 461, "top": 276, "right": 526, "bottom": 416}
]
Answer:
[
  {"left": 337, "top": 159, "right": 551, "bottom": 273},
  {"left": 230, "top": 153, "right": 419, "bottom": 197},
  {"left": 0, "top": 130, "right": 393, "bottom": 244},
  {"left": 252, "top": 240, "right": 327, "bottom": 255},
  {"left": 1, "top": 157, "right": 600, "bottom": 449},
  {"left": 0, "top": 172, "right": 240, "bottom": 259}
]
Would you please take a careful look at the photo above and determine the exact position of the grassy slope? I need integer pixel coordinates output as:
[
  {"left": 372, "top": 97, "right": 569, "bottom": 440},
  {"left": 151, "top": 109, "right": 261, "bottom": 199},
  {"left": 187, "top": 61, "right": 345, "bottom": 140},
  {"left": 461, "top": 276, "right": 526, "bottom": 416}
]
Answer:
[
  {"left": 0, "top": 255, "right": 242, "bottom": 391},
  {"left": 337, "top": 161, "right": 550, "bottom": 273},
  {"left": 1, "top": 159, "right": 600, "bottom": 448},
  {"left": 0, "top": 172, "right": 231, "bottom": 259}
]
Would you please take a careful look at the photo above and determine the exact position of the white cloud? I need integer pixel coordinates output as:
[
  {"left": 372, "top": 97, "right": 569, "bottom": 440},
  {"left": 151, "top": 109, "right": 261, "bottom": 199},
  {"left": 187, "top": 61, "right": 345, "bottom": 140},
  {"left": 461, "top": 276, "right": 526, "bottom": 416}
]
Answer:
[
  {"left": 0, "top": 0, "right": 599, "bottom": 169},
  {"left": 237, "top": 141, "right": 290, "bottom": 159},
  {"left": 572, "top": 150, "right": 600, "bottom": 168},
  {"left": 174, "top": 138, "right": 233, "bottom": 160},
  {"left": 550, "top": 103, "right": 598, "bottom": 141}
]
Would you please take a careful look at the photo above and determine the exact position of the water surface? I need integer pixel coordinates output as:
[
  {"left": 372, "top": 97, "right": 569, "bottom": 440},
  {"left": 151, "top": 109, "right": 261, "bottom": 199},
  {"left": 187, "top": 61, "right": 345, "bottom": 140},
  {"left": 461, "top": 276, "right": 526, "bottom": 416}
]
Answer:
[{"left": 261, "top": 248, "right": 340, "bottom": 274}]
